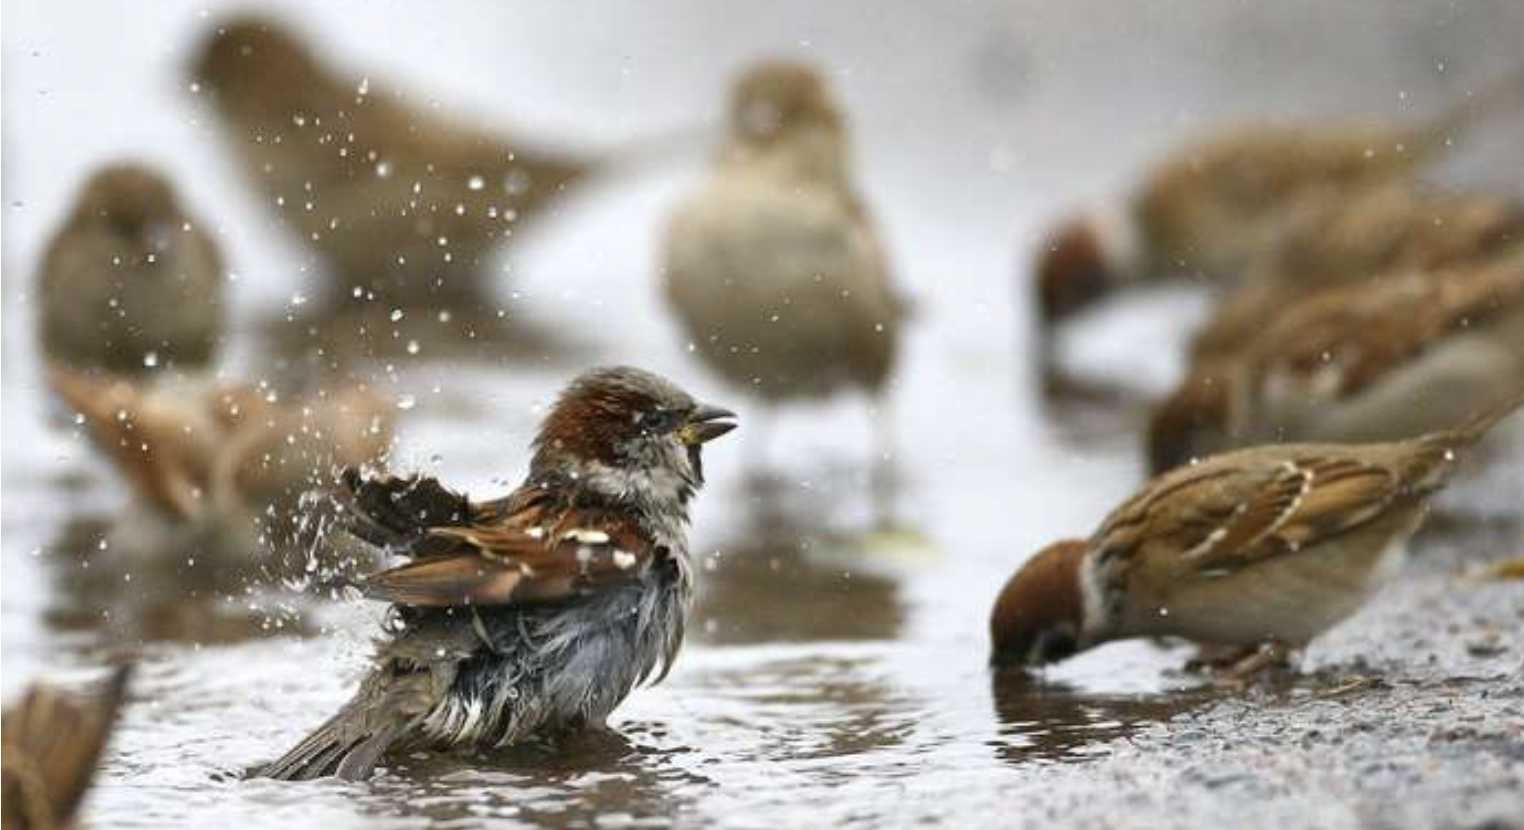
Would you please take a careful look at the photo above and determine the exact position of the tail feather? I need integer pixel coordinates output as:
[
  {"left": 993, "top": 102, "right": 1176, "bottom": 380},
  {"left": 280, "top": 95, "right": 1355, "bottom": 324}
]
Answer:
[
  {"left": 256, "top": 708, "right": 399, "bottom": 782},
  {"left": 1441, "top": 386, "right": 1524, "bottom": 447},
  {"left": 1402, "top": 387, "right": 1524, "bottom": 488}
]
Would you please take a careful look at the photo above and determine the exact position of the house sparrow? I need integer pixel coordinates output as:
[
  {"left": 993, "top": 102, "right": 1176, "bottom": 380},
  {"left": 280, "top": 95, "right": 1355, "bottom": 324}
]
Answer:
[
  {"left": 48, "top": 367, "right": 394, "bottom": 561},
  {"left": 1188, "top": 182, "right": 1524, "bottom": 361},
  {"left": 189, "top": 15, "right": 591, "bottom": 308},
  {"left": 1149, "top": 245, "right": 1524, "bottom": 473},
  {"left": 257, "top": 366, "right": 735, "bottom": 781},
  {"left": 1032, "top": 68, "right": 1524, "bottom": 335},
  {"left": 2, "top": 667, "right": 131, "bottom": 830},
  {"left": 37, "top": 164, "right": 224, "bottom": 377},
  {"left": 991, "top": 388, "right": 1524, "bottom": 676},
  {"left": 662, "top": 61, "right": 906, "bottom": 456}
]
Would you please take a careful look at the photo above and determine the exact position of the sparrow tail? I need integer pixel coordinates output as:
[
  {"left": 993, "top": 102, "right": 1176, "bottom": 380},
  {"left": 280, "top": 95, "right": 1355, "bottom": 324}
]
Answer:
[
  {"left": 254, "top": 706, "right": 402, "bottom": 782},
  {"left": 1440, "top": 386, "right": 1524, "bottom": 448}
]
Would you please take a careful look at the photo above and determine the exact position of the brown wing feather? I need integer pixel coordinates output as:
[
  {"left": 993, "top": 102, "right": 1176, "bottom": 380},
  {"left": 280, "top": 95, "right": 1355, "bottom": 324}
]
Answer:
[{"left": 2, "top": 666, "right": 131, "bottom": 828}]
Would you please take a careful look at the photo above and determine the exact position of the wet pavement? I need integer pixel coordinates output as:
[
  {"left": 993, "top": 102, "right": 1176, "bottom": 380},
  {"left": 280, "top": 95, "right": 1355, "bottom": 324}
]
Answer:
[{"left": 5, "top": 0, "right": 1524, "bottom": 828}]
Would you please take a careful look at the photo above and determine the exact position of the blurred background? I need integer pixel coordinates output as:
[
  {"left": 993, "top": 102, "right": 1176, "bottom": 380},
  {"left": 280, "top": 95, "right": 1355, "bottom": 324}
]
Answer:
[{"left": 4, "top": 1, "right": 1524, "bottom": 828}]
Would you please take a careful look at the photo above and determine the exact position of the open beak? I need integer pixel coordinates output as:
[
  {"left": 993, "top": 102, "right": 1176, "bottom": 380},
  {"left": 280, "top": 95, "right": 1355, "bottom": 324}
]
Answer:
[{"left": 679, "top": 403, "right": 738, "bottom": 445}]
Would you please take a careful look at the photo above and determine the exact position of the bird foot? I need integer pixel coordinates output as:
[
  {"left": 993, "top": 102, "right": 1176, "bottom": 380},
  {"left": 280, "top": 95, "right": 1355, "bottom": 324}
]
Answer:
[{"left": 1186, "top": 642, "right": 1296, "bottom": 689}]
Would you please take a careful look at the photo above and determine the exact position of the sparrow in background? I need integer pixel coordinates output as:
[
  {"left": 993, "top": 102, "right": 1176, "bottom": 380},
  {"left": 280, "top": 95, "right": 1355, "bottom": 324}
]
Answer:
[
  {"left": 663, "top": 60, "right": 906, "bottom": 472},
  {"left": 38, "top": 164, "right": 224, "bottom": 377},
  {"left": 257, "top": 366, "right": 735, "bottom": 781},
  {"left": 1188, "top": 182, "right": 1524, "bottom": 361},
  {"left": 189, "top": 15, "right": 591, "bottom": 309},
  {"left": 49, "top": 367, "right": 394, "bottom": 561},
  {"left": 2, "top": 667, "right": 131, "bottom": 830},
  {"left": 1148, "top": 245, "right": 1524, "bottom": 473},
  {"left": 1031, "top": 69, "right": 1524, "bottom": 348},
  {"left": 991, "top": 390, "right": 1524, "bottom": 679}
]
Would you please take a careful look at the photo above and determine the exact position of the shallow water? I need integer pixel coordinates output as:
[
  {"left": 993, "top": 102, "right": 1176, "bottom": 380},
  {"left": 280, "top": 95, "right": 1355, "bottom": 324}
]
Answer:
[{"left": 5, "top": 1, "right": 1524, "bottom": 828}]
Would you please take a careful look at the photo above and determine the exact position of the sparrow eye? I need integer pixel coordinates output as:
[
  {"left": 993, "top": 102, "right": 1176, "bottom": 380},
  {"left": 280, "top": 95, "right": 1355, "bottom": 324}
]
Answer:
[{"left": 637, "top": 408, "right": 681, "bottom": 434}]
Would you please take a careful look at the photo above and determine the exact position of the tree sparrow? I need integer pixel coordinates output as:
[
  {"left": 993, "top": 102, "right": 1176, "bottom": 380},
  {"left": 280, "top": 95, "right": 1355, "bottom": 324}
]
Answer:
[
  {"left": 992, "top": 390, "right": 1524, "bottom": 675},
  {"left": 1032, "top": 69, "right": 1524, "bottom": 336},
  {"left": 38, "top": 164, "right": 224, "bottom": 377},
  {"left": 189, "top": 15, "right": 591, "bottom": 309},
  {"left": 1188, "top": 182, "right": 1524, "bottom": 361},
  {"left": 1149, "top": 246, "right": 1524, "bottom": 473},
  {"left": 1, "top": 667, "right": 131, "bottom": 830},
  {"left": 257, "top": 366, "right": 735, "bottom": 780},
  {"left": 49, "top": 367, "right": 394, "bottom": 560},
  {"left": 662, "top": 60, "right": 906, "bottom": 459}
]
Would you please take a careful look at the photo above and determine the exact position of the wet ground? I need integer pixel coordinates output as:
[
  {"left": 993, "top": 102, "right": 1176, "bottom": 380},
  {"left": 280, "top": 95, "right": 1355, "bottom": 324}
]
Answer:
[{"left": 5, "top": 1, "right": 1524, "bottom": 828}]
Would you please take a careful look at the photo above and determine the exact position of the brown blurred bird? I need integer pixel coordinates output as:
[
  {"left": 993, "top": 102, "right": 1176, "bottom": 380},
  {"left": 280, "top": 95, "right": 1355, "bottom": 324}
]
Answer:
[
  {"left": 1189, "top": 182, "right": 1524, "bottom": 361},
  {"left": 992, "top": 391, "right": 1524, "bottom": 679},
  {"left": 663, "top": 60, "right": 906, "bottom": 463},
  {"left": 49, "top": 367, "right": 394, "bottom": 558},
  {"left": 38, "top": 164, "right": 224, "bottom": 377},
  {"left": 1032, "top": 69, "right": 1524, "bottom": 339},
  {"left": 257, "top": 367, "right": 734, "bottom": 780},
  {"left": 2, "top": 667, "right": 131, "bottom": 830},
  {"left": 189, "top": 15, "right": 591, "bottom": 308},
  {"left": 1148, "top": 246, "right": 1524, "bottom": 474}
]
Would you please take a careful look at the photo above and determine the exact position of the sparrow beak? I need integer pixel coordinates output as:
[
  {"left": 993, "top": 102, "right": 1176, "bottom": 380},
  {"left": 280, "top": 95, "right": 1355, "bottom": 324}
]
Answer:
[{"left": 679, "top": 403, "right": 738, "bottom": 445}]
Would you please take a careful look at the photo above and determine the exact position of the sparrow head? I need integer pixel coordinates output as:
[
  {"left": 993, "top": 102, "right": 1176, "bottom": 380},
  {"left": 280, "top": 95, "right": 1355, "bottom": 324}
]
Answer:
[
  {"left": 1147, "top": 369, "right": 1233, "bottom": 475},
  {"left": 531, "top": 366, "right": 737, "bottom": 507},
  {"left": 1033, "top": 214, "right": 1120, "bottom": 328},
  {"left": 71, "top": 164, "right": 182, "bottom": 240},
  {"left": 191, "top": 15, "right": 322, "bottom": 117},
  {"left": 990, "top": 539, "right": 1091, "bottom": 669},
  {"left": 729, "top": 59, "right": 844, "bottom": 148}
]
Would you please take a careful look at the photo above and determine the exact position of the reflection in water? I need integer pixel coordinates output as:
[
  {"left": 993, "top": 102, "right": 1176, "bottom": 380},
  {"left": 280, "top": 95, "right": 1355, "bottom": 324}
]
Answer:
[
  {"left": 695, "top": 476, "right": 905, "bottom": 644},
  {"left": 988, "top": 670, "right": 1220, "bottom": 766},
  {"left": 40, "top": 517, "right": 313, "bottom": 651}
]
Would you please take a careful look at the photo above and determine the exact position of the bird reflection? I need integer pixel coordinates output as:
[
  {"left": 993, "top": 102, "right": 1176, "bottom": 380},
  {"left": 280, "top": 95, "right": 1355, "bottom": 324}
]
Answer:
[
  {"left": 39, "top": 518, "right": 315, "bottom": 650},
  {"left": 988, "top": 670, "right": 1219, "bottom": 766},
  {"left": 694, "top": 474, "right": 905, "bottom": 644}
]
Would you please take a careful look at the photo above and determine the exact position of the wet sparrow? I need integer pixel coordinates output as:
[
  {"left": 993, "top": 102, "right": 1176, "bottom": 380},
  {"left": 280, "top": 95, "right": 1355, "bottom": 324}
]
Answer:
[
  {"left": 663, "top": 60, "right": 906, "bottom": 462},
  {"left": 257, "top": 366, "right": 735, "bottom": 780},
  {"left": 1149, "top": 246, "right": 1524, "bottom": 473},
  {"left": 49, "top": 367, "right": 394, "bottom": 559},
  {"left": 2, "top": 667, "right": 131, "bottom": 830},
  {"left": 1032, "top": 69, "right": 1523, "bottom": 334},
  {"left": 992, "top": 390, "right": 1524, "bottom": 677},
  {"left": 38, "top": 164, "right": 224, "bottom": 377},
  {"left": 190, "top": 15, "right": 591, "bottom": 308}
]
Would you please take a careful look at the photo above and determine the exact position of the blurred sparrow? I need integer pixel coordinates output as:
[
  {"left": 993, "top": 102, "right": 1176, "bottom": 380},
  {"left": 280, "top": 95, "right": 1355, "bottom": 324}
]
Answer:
[
  {"left": 1149, "top": 246, "right": 1524, "bottom": 473},
  {"left": 190, "top": 15, "right": 590, "bottom": 308},
  {"left": 1189, "top": 182, "right": 1524, "bottom": 361},
  {"left": 49, "top": 367, "right": 394, "bottom": 558},
  {"left": 992, "top": 390, "right": 1524, "bottom": 678},
  {"left": 1032, "top": 69, "right": 1524, "bottom": 336},
  {"left": 663, "top": 60, "right": 906, "bottom": 466},
  {"left": 38, "top": 164, "right": 224, "bottom": 377},
  {"left": 2, "top": 667, "right": 131, "bottom": 830},
  {"left": 257, "top": 366, "right": 735, "bottom": 780}
]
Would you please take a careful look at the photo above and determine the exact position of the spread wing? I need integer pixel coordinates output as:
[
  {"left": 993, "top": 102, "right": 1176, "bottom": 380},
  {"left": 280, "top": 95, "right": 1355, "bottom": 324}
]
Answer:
[
  {"left": 1094, "top": 452, "right": 1405, "bottom": 579},
  {"left": 1, "top": 666, "right": 131, "bottom": 827},
  {"left": 335, "top": 471, "right": 660, "bottom": 608}
]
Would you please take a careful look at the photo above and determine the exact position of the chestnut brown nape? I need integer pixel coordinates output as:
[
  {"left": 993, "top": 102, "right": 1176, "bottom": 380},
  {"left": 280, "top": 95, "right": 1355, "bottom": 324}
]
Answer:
[
  {"left": 989, "top": 540, "right": 1090, "bottom": 668},
  {"left": 1147, "top": 369, "right": 1232, "bottom": 475},
  {"left": 1034, "top": 218, "right": 1114, "bottom": 325}
]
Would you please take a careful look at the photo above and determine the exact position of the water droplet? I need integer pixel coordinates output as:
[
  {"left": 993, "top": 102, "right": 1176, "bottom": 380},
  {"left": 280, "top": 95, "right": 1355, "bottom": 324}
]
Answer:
[
  {"left": 467, "top": 175, "right": 485, "bottom": 191},
  {"left": 142, "top": 351, "right": 159, "bottom": 368},
  {"left": 396, "top": 395, "right": 417, "bottom": 410},
  {"left": 390, "top": 309, "right": 404, "bottom": 322},
  {"left": 406, "top": 340, "right": 420, "bottom": 355}
]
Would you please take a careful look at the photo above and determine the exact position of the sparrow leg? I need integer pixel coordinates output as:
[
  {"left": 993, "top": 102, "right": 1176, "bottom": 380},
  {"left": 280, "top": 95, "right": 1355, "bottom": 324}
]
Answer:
[{"left": 1210, "top": 641, "right": 1297, "bottom": 689}]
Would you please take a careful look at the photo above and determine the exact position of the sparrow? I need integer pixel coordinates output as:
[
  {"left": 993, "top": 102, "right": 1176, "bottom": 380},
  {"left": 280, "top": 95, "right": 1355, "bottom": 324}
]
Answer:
[
  {"left": 991, "top": 389, "right": 1524, "bottom": 677},
  {"left": 1188, "top": 182, "right": 1524, "bottom": 361},
  {"left": 37, "top": 164, "right": 224, "bottom": 377},
  {"left": 48, "top": 367, "right": 394, "bottom": 560},
  {"left": 2, "top": 667, "right": 131, "bottom": 830},
  {"left": 189, "top": 15, "right": 591, "bottom": 308},
  {"left": 1148, "top": 245, "right": 1524, "bottom": 473},
  {"left": 662, "top": 60, "right": 906, "bottom": 454},
  {"left": 256, "top": 366, "right": 735, "bottom": 781},
  {"left": 1032, "top": 69, "right": 1524, "bottom": 337}
]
